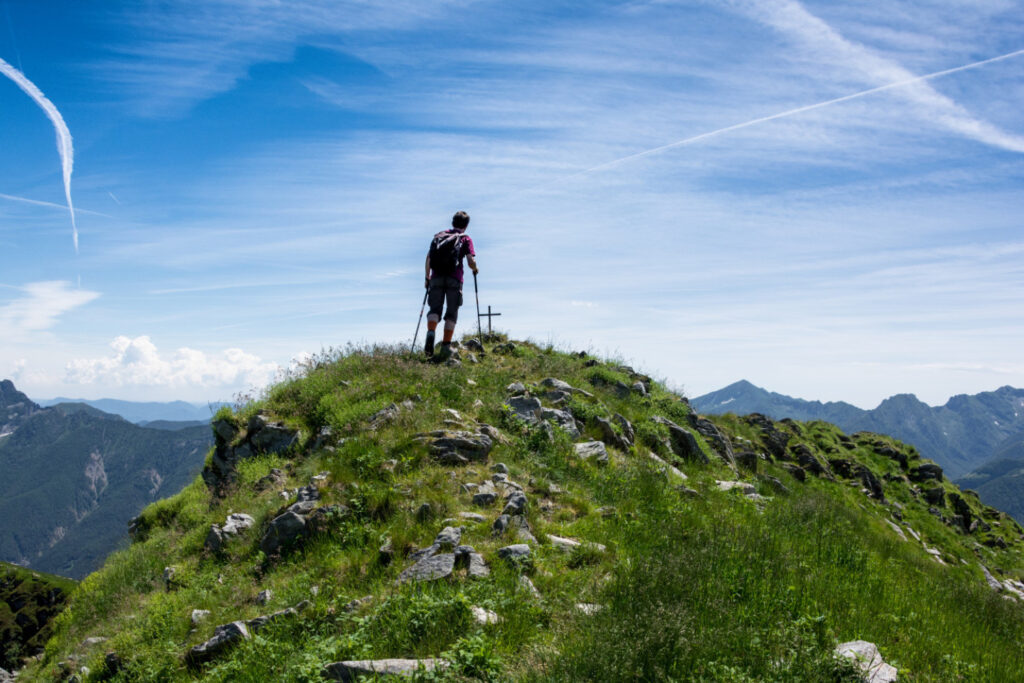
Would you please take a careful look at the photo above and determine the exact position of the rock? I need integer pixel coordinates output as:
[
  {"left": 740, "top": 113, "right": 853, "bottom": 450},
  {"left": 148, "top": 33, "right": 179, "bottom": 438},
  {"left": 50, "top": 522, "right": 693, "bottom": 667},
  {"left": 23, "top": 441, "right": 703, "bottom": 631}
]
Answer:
[
  {"left": 255, "top": 468, "right": 286, "bottom": 491},
  {"left": 541, "top": 407, "right": 580, "bottom": 438},
  {"left": 295, "top": 485, "right": 320, "bottom": 503},
  {"left": 259, "top": 511, "right": 307, "bottom": 556},
  {"left": 834, "top": 640, "right": 898, "bottom": 683},
  {"left": 434, "top": 526, "right": 463, "bottom": 550},
  {"left": 191, "top": 609, "right": 211, "bottom": 626},
  {"left": 378, "top": 539, "right": 394, "bottom": 566},
  {"left": 256, "top": 589, "right": 272, "bottom": 605},
  {"left": 922, "top": 486, "right": 945, "bottom": 506},
  {"left": 506, "top": 395, "right": 542, "bottom": 422},
  {"left": 632, "top": 381, "right": 647, "bottom": 396},
  {"left": 735, "top": 451, "right": 759, "bottom": 472},
  {"left": 497, "top": 544, "right": 531, "bottom": 564},
  {"left": 163, "top": 566, "right": 176, "bottom": 591},
  {"left": 829, "top": 458, "right": 855, "bottom": 478},
  {"left": 288, "top": 500, "right": 318, "bottom": 515},
  {"left": 647, "top": 451, "right": 687, "bottom": 480},
  {"left": 467, "top": 553, "right": 490, "bottom": 578},
  {"left": 780, "top": 463, "right": 806, "bottom": 482},
  {"left": 471, "top": 606, "right": 501, "bottom": 625},
  {"left": 458, "top": 511, "right": 487, "bottom": 523},
  {"left": 716, "top": 480, "right": 757, "bottom": 495},
  {"left": 492, "top": 514, "right": 511, "bottom": 535},
  {"left": 249, "top": 417, "right": 300, "bottom": 455},
  {"left": 884, "top": 520, "right": 907, "bottom": 541},
  {"left": 576, "top": 603, "right": 604, "bottom": 615},
  {"left": 595, "top": 417, "right": 631, "bottom": 451},
  {"left": 686, "top": 415, "right": 736, "bottom": 468},
  {"left": 949, "top": 493, "right": 974, "bottom": 531},
  {"left": 344, "top": 595, "right": 374, "bottom": 612},
  {"left": 548, "top": 535, "right": 606, "bottom": 552},
  {"left": 574, "top": 441, "right": 609, "bottom": 464},
  {"left": 612, "top": 414, "right": 635, "bottom": 445},
  {"left": 104, "top": 652, "right": 123, "bottom": 676},
  {"left": 506, "top": 382, "right": 526, "bottom": 395},
  {"left": 856, "top": 466, "right": 885, "bottom": 500},
  {"left": 323, "top": 659, "right": 447, "bottom": 681},
  {"left": 369, "top": 403, "right": 401, "bottom": 429},
  {"left": 909, "top": 463, "right": 943, "bottom": 483},
  {"left": 493, "top": 342, "right": 517, "bottom": 354},
  {"left": 981, "top": 565, "right": 1002, "bottom": 592},
  {"left": 204, "top": 525, "right": 228, "bottom": 553},
  {"left": 246, "top": 602, "right": 306, "bottom": 633},
  {"left": 743, "top": 413, "right": 791, "bottom": 459},
  {"left": 502, "top": 491, "right": 528, "bottom": 516},
  {"left": 519, "top": 575, "right": 541, "bottom": 597},
  {"left": 186, "top": 621, "right": 251, "bottom": 666},
  {"left": 473, "top": 491, "right": 497, "bottom": 506},
  {"left": 430, "top": 431, "right": 493, "bottom": 462},
  {"left": 415, "top": 502, "right": 433, "bottom": 521},
  {"left": 464, "top": 338, "right": 485, "bottom": 352},
  {"left": 874, "top": 444, "right": 908, "bottom": 469},
  {"left": 653, "top": 417, "right": 708, "bottom": 464},
  {"left": 312, "top": 426, "right": 336, "bottom": 450},
  {"left": 397, "top": 554, "right": 456, "bottom": 583},
  {"left": 213, "top": 417, "right": 240, "bottom": 445},
  {"left": 81, "top": 636, "right": 107, "bottom": 647}
]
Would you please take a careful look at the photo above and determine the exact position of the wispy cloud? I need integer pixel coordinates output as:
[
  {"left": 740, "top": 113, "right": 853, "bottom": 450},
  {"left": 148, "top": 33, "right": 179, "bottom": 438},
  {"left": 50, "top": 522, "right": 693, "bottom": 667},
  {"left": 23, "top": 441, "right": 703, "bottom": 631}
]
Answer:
[
  {"left": 0, "top": 281, "right": 99, "bottom": 337},
  {"left": 0, "top": 57, "right": 78, "bottom": 252},
  {"left": 724, "top": 0, "right": 1024, "bottom": 153}
]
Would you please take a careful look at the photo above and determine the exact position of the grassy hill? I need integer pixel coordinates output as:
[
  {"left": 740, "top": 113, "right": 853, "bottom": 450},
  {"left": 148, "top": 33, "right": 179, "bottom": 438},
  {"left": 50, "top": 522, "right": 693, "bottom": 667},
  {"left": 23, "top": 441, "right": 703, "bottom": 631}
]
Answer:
[
  {"left": 19, "top": 340, "right": 1024, "bottom": 681},
  {"left": 0, "top": 561, "right": 75, "bottom": 672}
]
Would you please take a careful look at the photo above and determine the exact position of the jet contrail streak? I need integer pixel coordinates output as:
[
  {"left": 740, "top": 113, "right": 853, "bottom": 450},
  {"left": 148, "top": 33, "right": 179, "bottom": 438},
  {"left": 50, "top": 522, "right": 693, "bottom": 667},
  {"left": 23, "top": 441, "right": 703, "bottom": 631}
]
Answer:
[
  {"left": 562, "top": 47, "right": 1024, "bottom": 183},
  {"left": 0, "top": 57, "right": 77, "bottom": 253}
]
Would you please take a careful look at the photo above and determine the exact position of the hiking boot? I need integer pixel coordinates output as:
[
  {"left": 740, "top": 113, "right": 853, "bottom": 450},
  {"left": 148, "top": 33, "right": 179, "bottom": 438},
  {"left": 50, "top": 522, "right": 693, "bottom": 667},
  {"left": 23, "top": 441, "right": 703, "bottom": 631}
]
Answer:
[
  {"left": 424, "top": 330, "right": 435, "bottom": 357},
  {"left": 436, "top": 342, "right": 452, "bottom": 360}
]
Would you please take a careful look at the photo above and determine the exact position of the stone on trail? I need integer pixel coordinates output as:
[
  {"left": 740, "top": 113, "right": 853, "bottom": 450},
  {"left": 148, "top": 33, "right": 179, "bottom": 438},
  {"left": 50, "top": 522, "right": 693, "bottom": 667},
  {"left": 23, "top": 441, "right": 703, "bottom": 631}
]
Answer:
[
  {"left": 574, "top": 441, "right": 609, "bottom": 465},
  {"left": 323, "top": 659, "right": 447, "bottom": 681},
  {"left": 397, "top": 553, "right": 456, "bottom": 583},
  {"left": 834, "top": 641, "right": 898, "bottom": 683}
]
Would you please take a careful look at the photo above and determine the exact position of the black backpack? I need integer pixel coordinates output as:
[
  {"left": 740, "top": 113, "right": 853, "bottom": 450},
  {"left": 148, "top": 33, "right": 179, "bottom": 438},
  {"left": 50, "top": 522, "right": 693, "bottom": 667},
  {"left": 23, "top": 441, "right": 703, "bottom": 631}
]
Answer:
[{"left": 429, "top": 230, "right": 465, "bottom": 276}]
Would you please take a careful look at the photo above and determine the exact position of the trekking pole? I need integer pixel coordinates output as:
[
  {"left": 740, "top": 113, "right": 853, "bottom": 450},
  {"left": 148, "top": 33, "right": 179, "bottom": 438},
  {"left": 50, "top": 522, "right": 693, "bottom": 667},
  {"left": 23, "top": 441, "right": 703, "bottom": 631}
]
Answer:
[
  {"left": 473, "top": 272, "right": 483, "bottom": 341},
  {"left": 411, "top": 289, "right": 429, "bottom": 353}
]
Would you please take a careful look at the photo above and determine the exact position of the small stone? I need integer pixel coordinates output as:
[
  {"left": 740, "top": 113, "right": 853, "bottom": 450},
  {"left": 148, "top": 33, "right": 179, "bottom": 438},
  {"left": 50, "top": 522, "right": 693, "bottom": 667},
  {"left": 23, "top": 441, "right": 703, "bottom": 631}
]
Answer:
[
  {"left": 186, "top": 621, "right": 251, "bottom": 666},
  {"left": 716, "top": 480, "right": 757, "bottom": 495},
  {"left": 834, "top": 641, "right": 898, "bottom": 683},
  {"left": 506, "top": 382, "right": 526, "bottom": 394},
  {"left": 473, "top": 491, "right": 497, "bottom": 506},
  {"left": 497, "top": 544, "right": 531, "bottom": 564},
  {"left": 502, "top": 491, "right": 528, "bottom": 516},
  {"left": 470, "top": 606, "right": 501, "bottom": 625},
  {"left": 256, "top": 589, "right": 273, "bottom": 605},
  {"left": 343, "top": 595, "right": 374, "bottom": 612},
  {"left": 458, "top": 511, "right": 487, "bottom": 523},
  {"left": 491, "top": 462, "right": 509, "bottom": 474},
  {"left": 434, "top": 526, "right": 463, "bottom": 549},
  {"left": 519, "top": 575, "right": 540, "bottom": 597},
  {"left": 191, "top": 609, "right": 211, "bottom": 626},
  {"left": 576, "top": 603, "right": 604, "bottom": 615}
]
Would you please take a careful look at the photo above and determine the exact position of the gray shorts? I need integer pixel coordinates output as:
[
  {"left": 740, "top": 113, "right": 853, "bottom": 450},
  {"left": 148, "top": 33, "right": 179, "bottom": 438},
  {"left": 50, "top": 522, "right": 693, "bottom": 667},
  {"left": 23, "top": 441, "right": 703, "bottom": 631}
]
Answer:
[{"left": 428, "top": 276, "right": 463, "bottom": 323}]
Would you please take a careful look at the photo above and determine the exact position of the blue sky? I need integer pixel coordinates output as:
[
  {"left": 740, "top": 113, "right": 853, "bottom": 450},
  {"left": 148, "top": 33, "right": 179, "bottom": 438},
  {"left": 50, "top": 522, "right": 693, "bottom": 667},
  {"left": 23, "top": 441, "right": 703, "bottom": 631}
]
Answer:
[{"left": 1, "top": 0, "right": 1022, "bottom": 407}]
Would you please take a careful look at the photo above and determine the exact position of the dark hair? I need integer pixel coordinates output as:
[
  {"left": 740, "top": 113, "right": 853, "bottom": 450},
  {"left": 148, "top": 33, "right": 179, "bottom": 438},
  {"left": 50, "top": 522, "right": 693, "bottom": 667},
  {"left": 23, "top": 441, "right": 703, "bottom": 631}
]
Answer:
[{"left": 452, "top": 211, "right": 470, "bottom": 230}]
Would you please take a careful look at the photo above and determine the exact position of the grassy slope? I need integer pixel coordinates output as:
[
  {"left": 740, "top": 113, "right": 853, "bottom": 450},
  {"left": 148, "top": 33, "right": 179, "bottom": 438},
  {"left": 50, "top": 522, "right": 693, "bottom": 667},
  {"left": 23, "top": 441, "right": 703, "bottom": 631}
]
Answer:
[
  {"left": 21, "top": 340, "right": 1024, "bottom": 682},
  {"left": 0, "top": 562, "right": 75, "bottom": 670}
]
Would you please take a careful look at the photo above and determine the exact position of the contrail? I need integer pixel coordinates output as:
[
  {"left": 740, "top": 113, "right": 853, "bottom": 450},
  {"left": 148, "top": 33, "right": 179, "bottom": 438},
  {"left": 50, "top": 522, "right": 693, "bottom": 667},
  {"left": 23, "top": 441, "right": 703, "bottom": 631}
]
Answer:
[
  {"left": 0, "top": 57, "right": 77, "bottom": 253},
  {"left": 561, "top": 47, "right": 1024, "bottom": 183}
]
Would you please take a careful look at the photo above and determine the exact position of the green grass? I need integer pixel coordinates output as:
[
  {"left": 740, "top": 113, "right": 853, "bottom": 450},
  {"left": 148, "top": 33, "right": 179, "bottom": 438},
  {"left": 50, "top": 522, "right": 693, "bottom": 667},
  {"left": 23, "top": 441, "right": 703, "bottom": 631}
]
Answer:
[{"left": 20, "top": 340, "right": 1024, "bottom": 681}]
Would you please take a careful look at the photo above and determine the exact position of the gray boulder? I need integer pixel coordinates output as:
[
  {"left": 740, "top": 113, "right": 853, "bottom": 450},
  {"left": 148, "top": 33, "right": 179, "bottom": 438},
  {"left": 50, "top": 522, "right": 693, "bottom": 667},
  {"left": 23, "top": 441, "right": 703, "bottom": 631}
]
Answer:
[
  {"left": 575, "top": 441, "right": 609, "bottom": 464},
  {"left": 249, "top": 416, "right": 300, "bottom": 455},
  {"left": 506, "top": 395, "right": 542, "bottom": 422},
  {"left": 430, "top": 431, "right": 494, "bottom": 463},
  {"left": 503, "top": 491, "right": 528, "bottom": 516},
  {"left": 204, "top": 513, "right": 255, "bottom": 553},
  {"left": 541, "top": 407, "right": 580, "bottom": 438},
  {"left": 497, "top": 544, "right": 531, "bottom": 564},
  {"left": 653, "top": 417, "right": 708, "bottom": 464},
  {"left": 323, "top": 659, "right": 447, "bottom": 681},
  {"left": 397, "top": 553, "right": 456, "bottom": 583},
  {"left": 909, "top": 463, "right": 943, "bottom": 483},
  {"left": 595, "top": 417, "right": 631, "bottom": 451},
  {"left": 259, "top": 511, "right": 307, "bottom": 556},
  {"left": 212, "top": 417, "right": 239, "bottom": 445}
]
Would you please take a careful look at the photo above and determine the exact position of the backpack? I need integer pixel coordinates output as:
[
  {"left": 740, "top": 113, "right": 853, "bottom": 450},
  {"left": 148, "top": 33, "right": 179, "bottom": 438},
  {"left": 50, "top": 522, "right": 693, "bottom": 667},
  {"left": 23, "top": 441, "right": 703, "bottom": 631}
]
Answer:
[{"left": 429, "top": 230, "right": 465, "bottom": 277}]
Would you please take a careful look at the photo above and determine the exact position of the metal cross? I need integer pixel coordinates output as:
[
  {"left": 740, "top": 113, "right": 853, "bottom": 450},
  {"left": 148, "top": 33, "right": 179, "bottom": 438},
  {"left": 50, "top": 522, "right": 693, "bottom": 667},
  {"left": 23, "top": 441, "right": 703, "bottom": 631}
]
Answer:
[{"left": 478, "top": 305, "right": 502, "bottom": 336}]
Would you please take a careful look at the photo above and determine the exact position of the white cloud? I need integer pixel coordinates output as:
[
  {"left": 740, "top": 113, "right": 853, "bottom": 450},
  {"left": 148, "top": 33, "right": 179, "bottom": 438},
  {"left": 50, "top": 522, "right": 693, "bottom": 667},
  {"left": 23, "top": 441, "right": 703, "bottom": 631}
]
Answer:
[
  {"left": 0, "top": 281, "right": 99, "bottom": 338},
  {"left": 66, "top": 336, "right": 279, "bottom": 389}
]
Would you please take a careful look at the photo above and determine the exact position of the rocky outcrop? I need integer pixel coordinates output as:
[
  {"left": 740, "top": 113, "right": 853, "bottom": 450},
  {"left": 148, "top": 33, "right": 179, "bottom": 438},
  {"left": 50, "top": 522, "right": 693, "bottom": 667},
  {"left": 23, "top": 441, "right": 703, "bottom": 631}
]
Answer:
[
  {"left": 204, "top": 513, "right": 255, "bottom": 553},
  {"left": 203, "top": 414, "right": 300, "bottom": 492},
  {"left": 652, "top": 417, "right": 708, "bottom": 464}
]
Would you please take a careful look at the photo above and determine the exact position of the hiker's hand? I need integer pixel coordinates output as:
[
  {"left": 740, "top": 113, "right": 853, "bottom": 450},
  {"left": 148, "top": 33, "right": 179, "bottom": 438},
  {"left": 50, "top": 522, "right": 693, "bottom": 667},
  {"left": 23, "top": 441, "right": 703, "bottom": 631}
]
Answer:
[
  {"left": 472, "top": 267, "right": 479, "bottom": 275},
  {"left": 424, "top": 278, "right": 430, "bottom": 290}
]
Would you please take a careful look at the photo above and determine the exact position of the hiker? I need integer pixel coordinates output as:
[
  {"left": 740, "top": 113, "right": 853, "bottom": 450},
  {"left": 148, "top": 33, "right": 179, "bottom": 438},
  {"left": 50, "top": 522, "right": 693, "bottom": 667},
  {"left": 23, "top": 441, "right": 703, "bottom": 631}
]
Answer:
[{"left": 424, "top": 211, "right": 478, "bottom": 357}]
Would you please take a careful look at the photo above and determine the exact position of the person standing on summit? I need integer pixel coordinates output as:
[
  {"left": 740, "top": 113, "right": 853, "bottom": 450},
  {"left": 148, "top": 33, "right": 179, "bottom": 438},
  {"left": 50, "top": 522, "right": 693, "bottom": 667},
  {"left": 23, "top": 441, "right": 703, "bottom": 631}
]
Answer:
[{"left": 424, "top": 211, "right": 478, "bottom": 358}]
